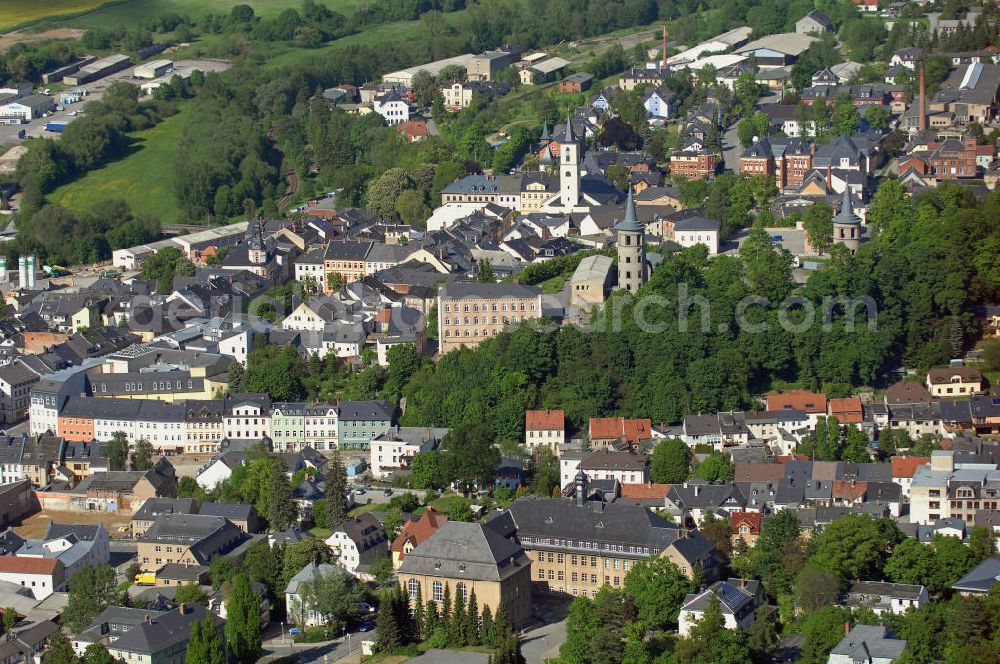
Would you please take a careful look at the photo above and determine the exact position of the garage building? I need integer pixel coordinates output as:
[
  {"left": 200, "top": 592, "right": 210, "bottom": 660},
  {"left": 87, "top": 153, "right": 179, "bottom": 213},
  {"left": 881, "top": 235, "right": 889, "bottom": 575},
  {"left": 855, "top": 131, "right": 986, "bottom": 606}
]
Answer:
[
  {"left": 64, "top": 54, "right": 131, "bottom": 86},
  {"left": 0, "top": 94, "right": 55, "bottom": 123},
  {"left": 134, "top": 59, "right": 173, "bottom": 79}
]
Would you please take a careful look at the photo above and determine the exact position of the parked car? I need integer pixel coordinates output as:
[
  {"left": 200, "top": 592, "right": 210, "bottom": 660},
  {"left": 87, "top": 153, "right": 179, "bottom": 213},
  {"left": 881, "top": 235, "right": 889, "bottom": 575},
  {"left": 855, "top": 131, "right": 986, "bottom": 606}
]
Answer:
[
  {"left": 383, "top": 488, "right": 393, "bottom": 496},
  {"left": 355, "top": 488, "right": 366, "bottom": 495},
  {"left": 357, "top": 621, "right": 375, "bottom": 632},
  {"left": 289, "top": 628, "right": 302, "bottom": 636}
]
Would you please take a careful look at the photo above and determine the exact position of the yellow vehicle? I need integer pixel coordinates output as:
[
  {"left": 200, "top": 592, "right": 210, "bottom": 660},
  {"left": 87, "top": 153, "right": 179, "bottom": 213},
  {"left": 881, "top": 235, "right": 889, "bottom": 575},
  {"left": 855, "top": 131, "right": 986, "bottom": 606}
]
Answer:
[{"left": 134, "top": 572, "right": 156, "bottom": 586}]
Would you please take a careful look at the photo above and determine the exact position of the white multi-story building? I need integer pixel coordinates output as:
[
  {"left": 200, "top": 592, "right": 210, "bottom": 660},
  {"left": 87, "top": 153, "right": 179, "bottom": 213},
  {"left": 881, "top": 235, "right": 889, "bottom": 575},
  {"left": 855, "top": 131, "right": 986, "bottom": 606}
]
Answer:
[
  {"left": 370, "top": 427, "right": 447, "bottom": 479},
  {"left": 325, "top": 512, "right": 388, "bottom": 578},
  {"left": 304, "top": 404, "right": 339, "bottom": 451},
  {"left": 223, "top": 395, "right": 271, "bottom": 441},
  {"left": 524, "top": 409, "right": 565, "bottom": 453},
  {"left": 373, "top": 92, "right": 410, "bottom": 126}
]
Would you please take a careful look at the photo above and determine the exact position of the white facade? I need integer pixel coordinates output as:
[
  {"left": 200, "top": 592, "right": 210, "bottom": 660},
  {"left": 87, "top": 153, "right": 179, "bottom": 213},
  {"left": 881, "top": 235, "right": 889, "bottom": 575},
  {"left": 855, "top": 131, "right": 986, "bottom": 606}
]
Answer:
[
  {"left": 525, "top": 426, "right": 564, "bottom": 452},
  {"left": 196, "top": 457, "right": 236, "bottom": 491},
  {"left": 325, "top": 530, "right": 362, "bottom": 575},
  {"left": 675, "top": 227, "right": 720, "bottom": 255},
  {"left": 0, "top": 567, "right": 63, "bottom": 599},
  {"left": 282, "top": 302, "right": 331, "bottom": 332},
  {"left": 92, "top": 416, "right": 186, "bottom": 450},
  {"left": 224, "top": 402, "right": 270, "bottom": 440},
  {"left": 373, "top": 97, "right": 409, "bottom": 126},
  {"left": 0, "top": 459, "right": 23, "bottom": 485},
  {"left": 370, "top": 437, "right": 434, "bottom": 480}
]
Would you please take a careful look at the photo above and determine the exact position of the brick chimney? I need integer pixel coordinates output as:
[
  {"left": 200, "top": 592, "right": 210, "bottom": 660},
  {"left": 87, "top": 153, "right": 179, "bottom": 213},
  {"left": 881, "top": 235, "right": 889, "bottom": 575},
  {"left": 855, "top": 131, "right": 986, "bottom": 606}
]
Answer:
[{"left": 662, "top": 23, "right": 668, "bottom": 70}]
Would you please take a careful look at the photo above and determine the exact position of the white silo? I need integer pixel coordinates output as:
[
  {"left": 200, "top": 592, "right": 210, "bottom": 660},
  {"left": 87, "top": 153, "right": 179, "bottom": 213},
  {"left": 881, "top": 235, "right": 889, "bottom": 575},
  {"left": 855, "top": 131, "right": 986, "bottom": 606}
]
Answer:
[
  {"left": 26, "top": 256, "right": 36, "bottom": 289},
  {"left": 17, "top": 256, "right": 26, "bottom": 288}
]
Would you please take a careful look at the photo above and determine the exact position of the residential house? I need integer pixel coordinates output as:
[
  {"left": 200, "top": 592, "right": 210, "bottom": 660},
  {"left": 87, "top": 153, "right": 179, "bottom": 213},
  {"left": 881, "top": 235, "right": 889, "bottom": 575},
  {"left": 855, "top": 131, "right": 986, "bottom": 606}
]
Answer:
[
  {"left": 399, "top": 520, "right": 533, "bottom": 627},
  {"left": 285, "top": 562, "right": 348, "bottom": 626},
  {"left": 524, "top": 410, "right": 565, "bottom": 453},
  {"left": 104, "top": 604, "right": 224, "bottom": 664},
  {"left": 560, "top": 73, "right": 594, "bottom": 93},
  {"left": 952, "top": 557, "right": 1000, "bottom": 595},
  {"left": 197, "top": 502, "right": 263, "bottom": 533},
  {"left": 14, "top": 522, "right": 110, "bottom": 583},
  {"left": 372, "top": 91, "right": 409, "bottom": 125},
  {"left": 323, "top": 241, "right": 373, "bottom": 290},
  {"left": 925, "top": 367, "right": 983, "bottom": 397},
  {"left": 573, "top": 450, "right": 649, "bottom": 484},
  {"left": 670, "top": 141, "right": 718, "bottom": 180},
  {"left": 885, "top": 381, "right": 933, "bottom": 406},
  {"left": 678, "top": 579, "right": 762, "bottom": 636},
  {"left": 131, "top": 498, "right": 198, "bottom": 538},
  {"left": 673, "top": 216, "right": 721, "bottom": 254},
  {"left": 0, "top": 362, "right": 39, "bottom": 424},
  {"left": 370, "top": 427, "right": 447, "bottom": 480},
  {"left": 0, "top": 557, "right": 65, "bottom": 599},
  {"left": 588, "top": 417, "right": 653, "bottom": 450},
  {"left": 845, "top": 581, "right": 929, "bottom": 615},
  {"left": 827, "top": 625, "right": 906, "bottom": 664},
  {"left": 644, "top": 86, "right": 677, "bottom": 120},
  {"left": 391, "top": 507, "right": 449, "bottom": 569},
  {"left": 730, "top": 511, "right": 762, "bottom": 548},
  {"left": 890, "top": 456, "right": 929, "bottom": 498},
  {"left": 325, "top": 512, "right": 389, "bottom": 578},
  {"left": 0, "top": 620, "right": 60, "bottom": 664}
]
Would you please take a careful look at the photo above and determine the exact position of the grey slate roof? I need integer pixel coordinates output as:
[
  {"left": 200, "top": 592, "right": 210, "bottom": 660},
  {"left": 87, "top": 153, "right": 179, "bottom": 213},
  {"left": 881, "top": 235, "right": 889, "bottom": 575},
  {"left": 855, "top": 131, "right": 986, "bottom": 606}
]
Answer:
[
  {"left": 681, "top": 580, "right": 756, "bottom": 614},
  {"left": 441, "top": 282, "right": 541, "bottom": 299},
  {"left": 285, "top": 561, "right": 345, "bottom": 595},
  {"left": 338, "top": 399, "right": 394, "bottom": 422},
  {"left": 488, "top": 496, "right": 683, "bottom": 555},
  {"left": 197, "top": 502, "right": 254, "bottom": 521},
  {"left": 132, "top": 497, "right": 196, "bottom": 522},
  {"left": 952, "top": 557, "right": 1000, "bottom": 593},
  {"left": 829, "top": 625, "right": 906, "bottom": 661},
  {"left": 848, "top": 580, "right": 926, "bottom": 600},
  {"left": 105, "top": 604, "right": 222, "bottom": 655},
  {"left": 398, "top": 520, "right": 530, "bottom": 582}
]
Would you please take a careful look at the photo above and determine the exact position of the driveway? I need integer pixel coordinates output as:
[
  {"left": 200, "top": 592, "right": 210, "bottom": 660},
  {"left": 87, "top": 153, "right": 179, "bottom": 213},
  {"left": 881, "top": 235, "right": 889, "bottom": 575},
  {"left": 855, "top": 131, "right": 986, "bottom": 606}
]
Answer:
[
  {"left": 722, "top": 91, "right": 783, "bottom": 172},
  {"left": 520, "top": 594, "right": 571, "bottom": 663}
]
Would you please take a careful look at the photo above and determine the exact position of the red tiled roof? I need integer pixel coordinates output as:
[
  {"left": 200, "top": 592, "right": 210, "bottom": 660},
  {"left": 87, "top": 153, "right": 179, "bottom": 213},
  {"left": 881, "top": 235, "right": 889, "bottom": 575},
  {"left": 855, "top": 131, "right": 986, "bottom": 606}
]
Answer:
[
  {"left": 832, "top": 480, "right": 867, "bottom": 501},
  {"left": 730, "top": 511, "right": 762, "bottom": 534},
  {"left": 891, "top": 456, "right": 929, "bottom": 479},
  {"left": 0, "top": 557, "right": 61, "bottom": 574},
  {"left": 397, "top": 120, "right": 430, "bottom": 141},
  {"left": 526, "top": 409, "right": 565, "bottom": 431},
  {"left": 589, "top": 417, "right": 652, "bottom": 443},
  {"left": 620, "top": 483, "right": 671, "bottom": 500},
  {"left": 829, "top": 397, "right": 863, "bottom": 423},
  {"left": 390, "top": 507, "right": 447, "bottom": 555},
  {"left": 766, "top": 391, "right": 827, "bottom": 414},
  {"left": 774, "top": 455, "right": 809, "bottom": 464}
]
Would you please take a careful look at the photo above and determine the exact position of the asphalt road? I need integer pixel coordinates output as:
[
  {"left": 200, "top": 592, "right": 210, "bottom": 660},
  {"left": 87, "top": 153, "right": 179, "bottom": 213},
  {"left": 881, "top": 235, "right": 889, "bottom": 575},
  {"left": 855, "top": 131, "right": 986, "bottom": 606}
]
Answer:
[{"left": 722, "top": 91, "right": 782, "bottom": 172}]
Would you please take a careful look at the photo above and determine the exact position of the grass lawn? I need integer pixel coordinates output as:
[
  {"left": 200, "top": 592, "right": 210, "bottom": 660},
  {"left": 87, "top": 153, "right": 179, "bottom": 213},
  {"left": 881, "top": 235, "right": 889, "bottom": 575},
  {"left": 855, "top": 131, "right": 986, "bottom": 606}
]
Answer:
[
  {"left": 35, "top": 0, "right": 368, "bottom": 30},
  {"left": 50, "top": 102, "right": 192, "bottom": 223},
  {"left": 308, "top": 526, "right": 332, "bottom": 538},
  {"left": 0, "top": 0, "right": 114, "bottom": 32},
  {"left": 539, "top": 273, "right": 568, "bottom": 294}
]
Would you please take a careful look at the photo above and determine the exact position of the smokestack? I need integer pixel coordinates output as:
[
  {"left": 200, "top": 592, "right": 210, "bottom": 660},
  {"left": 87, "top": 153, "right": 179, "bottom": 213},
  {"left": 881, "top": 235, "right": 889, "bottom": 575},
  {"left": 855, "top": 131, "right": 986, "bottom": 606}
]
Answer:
[
  {"left": 17, "top": 256, "right": 26, "bottom": 289},
  {"left": 662, "top": 23, "right": 668, "bottom": 70},
  {"left": 845, "top": 622, "right": 851, "bottom": 637},
  {"left": 919, "top": 63, "right": 927, "bottom": 131}
]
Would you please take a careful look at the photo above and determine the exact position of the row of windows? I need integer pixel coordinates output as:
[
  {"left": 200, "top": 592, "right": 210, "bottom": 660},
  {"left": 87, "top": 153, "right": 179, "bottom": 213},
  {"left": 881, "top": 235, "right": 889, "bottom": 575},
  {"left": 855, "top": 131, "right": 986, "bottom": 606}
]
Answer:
[
  {"left": 444, "top": 329, "right": 499, "bottom": 338},
  {"left": 419, "top": 579, "right": 472, "bottom": 603},
  {"left": 444, "top": 316, "right": 523, "bottom": 325},
  {"left": 443, "top": 302, "right": 535, "bottom": 313}
]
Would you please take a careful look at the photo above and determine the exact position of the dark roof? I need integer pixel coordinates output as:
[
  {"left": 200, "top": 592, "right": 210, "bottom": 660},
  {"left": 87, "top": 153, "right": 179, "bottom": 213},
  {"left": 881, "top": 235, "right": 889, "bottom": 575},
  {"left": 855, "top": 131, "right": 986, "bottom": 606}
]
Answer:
[
  {"left": 43, "top": 522, "right": 104, "bottom": 541},
  {"left": 197, "top": 502, "right": 254, "bottom": 521},
  {"left": 488, "top": 496, "right": 682, "bottom": 554},
  {"left": 133, "top": 497, "right": 196, "bottom": 522},
  {"left": 398, "top": 520, "right": 529, "bottom": 582},
  {"left": 338, "top": 399, "right": 394, "bottom": 422},
  {"left": 952, "top": 557, "right": 1000, "bottom": 593},
  {"left": 441, "top": 282, "right": 541, "bottom": 299},
  {"left": 106, "top": 604, "right": 222, "bottom": 655}
]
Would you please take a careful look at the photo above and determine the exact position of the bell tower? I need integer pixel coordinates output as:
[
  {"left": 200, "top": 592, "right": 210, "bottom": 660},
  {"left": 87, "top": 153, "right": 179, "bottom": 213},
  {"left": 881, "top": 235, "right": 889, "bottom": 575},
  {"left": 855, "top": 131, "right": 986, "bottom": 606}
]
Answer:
[
  {"left": 559, "top": 116, "right": 580, "bottom": 208},
  {"left": 614, "top": 189, "right": 646, "bottom": 292}
]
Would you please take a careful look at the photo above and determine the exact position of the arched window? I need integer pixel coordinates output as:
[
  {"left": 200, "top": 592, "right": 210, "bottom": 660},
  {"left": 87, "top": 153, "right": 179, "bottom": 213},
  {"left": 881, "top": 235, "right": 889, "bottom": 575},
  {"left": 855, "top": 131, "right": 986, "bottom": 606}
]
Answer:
[
  {"left": 407, "top": 579, "right": 420, "bottom": 600},
  {"left": 433, "top": 581, "right": 443, "bottom": 602}
]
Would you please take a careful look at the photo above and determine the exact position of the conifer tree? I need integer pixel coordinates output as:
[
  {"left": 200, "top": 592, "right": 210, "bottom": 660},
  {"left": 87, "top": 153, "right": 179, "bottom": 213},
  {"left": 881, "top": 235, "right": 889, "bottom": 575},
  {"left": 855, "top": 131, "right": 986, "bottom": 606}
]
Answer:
[
  {"left": 494, "top": 602, "right": 512, "bottom": 642},
  {"left": 225, "top": 574, "right": 262, "bottom": 664},
  {"left": 441, "top": 585, "right": 452, "bottom": 634},
  {"left": 490, "top": 632, "right": 527, "bottom": 664},
  {"left": 394, "top": 583, "right": 418, "bottom": 645},
  {"left": 423, "top": 599, "right": 439, "bottom": 640},
  {"left": 450, "top": 587, "right": 467, "bottom": 646},
  {"left": 466, "top": 589, "right": 481, "bottom": 645},
  {"left": 376, "top": 587, "right": 401, "bottom": 652},
  {"left": 481, "top": 605, "right": 496, "bottom": 647},
  {"left": 413, "top": 585, "right": 424, "bottom": 637},
  {"left": 185, "top": 615, "right": 225, "bottom": 664}
]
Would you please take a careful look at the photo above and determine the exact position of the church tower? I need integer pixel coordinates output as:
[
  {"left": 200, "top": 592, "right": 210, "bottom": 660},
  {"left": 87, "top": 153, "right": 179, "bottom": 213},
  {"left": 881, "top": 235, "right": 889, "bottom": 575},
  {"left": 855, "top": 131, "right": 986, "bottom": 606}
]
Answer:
[
  {"left": 832, "top": 188, "right": 861, "bottom": 254},
  {"left": 615, "top": 188, "right": 646, "bottom": 292},
  {"left": 247, "top": 218, "right": 267, "bottom": 265},
  {"left": 559, "top": 116, "right": 580, "bottom": 208}
]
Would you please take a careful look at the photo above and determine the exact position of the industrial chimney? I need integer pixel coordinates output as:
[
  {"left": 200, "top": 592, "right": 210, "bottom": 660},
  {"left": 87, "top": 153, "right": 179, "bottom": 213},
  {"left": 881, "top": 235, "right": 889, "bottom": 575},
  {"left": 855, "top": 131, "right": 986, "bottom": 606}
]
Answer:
[
  {"left": 919, "top": 63, "right": 927, "bottom": 132},
  {"left": 662, "top": 23, "right": 668, "bottom": 71},
  {"left": 17, "top": 256, "right": 26, "bottom": 289}
]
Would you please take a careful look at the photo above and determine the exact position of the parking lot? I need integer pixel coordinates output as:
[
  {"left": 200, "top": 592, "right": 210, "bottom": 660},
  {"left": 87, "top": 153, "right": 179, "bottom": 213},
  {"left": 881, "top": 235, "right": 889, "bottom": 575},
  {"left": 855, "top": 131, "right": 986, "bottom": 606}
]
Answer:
[
  {"left": 0, "top": 58, "right": 229, "bottom": 147},
  {"left": 725, "top": 226, "right": 807, "bottom": 257}
]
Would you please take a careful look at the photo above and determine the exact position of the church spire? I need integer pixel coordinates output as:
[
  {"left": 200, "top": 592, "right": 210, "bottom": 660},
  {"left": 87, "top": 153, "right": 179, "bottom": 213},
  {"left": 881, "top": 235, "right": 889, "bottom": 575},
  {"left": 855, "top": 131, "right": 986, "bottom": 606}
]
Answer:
[
  {"left": 614, "top": 187, "right": 643, "bottom": 232},
  {"left": 562, "top": 114, "right": 575, "bottom": 144}
]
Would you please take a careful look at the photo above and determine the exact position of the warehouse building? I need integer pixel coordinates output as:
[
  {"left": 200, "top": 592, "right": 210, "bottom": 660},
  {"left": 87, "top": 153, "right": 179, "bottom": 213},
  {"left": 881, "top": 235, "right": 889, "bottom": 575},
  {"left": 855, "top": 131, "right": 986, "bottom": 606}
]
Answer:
[
  {"left": 42, "top": 55, "right": 97, "bottom": 84},
  {"left": 0, "top": 94, "right": 55, "bottom": 123},
  {"left": 64, "top": 54, "right": 132, "bottom": 86},
  {"left": 382, "top": 54, "right": 474, "bottom": 87},
  {"left": 112, "top": 223, "right": 250, "bottom": 270},
  {"left": 134, "top": 59, "right": 173, "bottom": 80}
]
